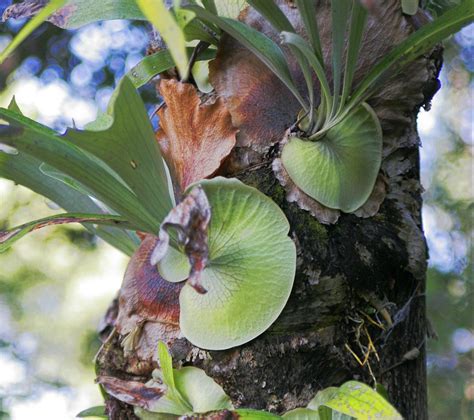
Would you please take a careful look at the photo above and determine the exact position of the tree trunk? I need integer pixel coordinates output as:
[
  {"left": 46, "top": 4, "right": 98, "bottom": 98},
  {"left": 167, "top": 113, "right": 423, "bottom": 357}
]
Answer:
[{"left": 95, "top": 4, "right": 443, "bottom": 419}]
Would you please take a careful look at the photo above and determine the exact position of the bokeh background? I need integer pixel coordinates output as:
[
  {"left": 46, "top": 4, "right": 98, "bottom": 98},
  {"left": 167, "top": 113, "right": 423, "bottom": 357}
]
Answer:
[{"left": 0, "top": 1, "right": 472, "bottom": 419}]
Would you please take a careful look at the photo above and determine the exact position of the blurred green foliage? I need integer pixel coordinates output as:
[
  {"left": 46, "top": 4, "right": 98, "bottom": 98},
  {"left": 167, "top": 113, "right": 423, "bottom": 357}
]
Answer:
[{"left": 422, "top": 31, "right": 473, "bottom": 417}]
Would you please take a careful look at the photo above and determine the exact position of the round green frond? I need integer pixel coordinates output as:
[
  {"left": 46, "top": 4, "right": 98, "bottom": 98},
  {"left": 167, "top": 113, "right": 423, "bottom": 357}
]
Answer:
[
  {"left": 158, "top": 247, "right": 191, "bottom": 283},
  {"left": 180, "top": 177, "right": 296, "bottom": 350},
  {"left": 173, "top": 367, "right": 233, "bottom": 412},
  {"left": 281, "top": 103, "right": 382, "bottom": 213}
]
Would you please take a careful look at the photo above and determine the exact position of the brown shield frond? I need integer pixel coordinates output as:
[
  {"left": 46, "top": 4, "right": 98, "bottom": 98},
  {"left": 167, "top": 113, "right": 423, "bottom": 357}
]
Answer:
[
  {"left": 156, "top": 79, "right": 237, "bottom": 193},
  {"left": 116, "top": 235, "right": 183, "bottom": 363}
]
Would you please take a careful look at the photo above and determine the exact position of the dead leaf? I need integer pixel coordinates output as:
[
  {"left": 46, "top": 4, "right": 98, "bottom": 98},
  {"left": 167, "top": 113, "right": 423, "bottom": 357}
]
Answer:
[
  {"left": 157, "top": 79, "right": 237, "bottom": 192},
  {"left": 116, "top": 188, "right": 211, "bottom": 364},
  {"left": 208, "top": 2, "right": 323, "bottom": 154},
  {"left": 116, "top": 234, "right": 183, "bottom": 362},
  {"left": 353, "top": 174, "right": 387, "bottom": 218},
  {"left": 209, "top": 34, "right": 303, "bottom": 153},
  {"left": 136, "top": 231, "right": 149, "bottom": 242},
  {"left": 2, "top": 0, "right": 76, "bottom": 29},
  {"left": 151, "top": 185, "right": 211, "bottom": 294},
  {"left": 2, "top": 1, "right": 47, "bottom": 21},
  {"left": 97, "top": 376, "right": 165, "bottom": 410}
]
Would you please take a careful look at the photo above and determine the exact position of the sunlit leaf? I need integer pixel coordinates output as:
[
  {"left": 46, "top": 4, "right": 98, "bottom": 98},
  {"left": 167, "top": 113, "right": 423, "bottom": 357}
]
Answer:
[
  {"left": 215, "top": 0, "right": 246, "bottom": 18},
  {"left": 191, "top": 59, "right": 213, "bottom": 93},
  {"left": 77, "top": 405, "right": 107, "bottom": 418},
  {"left": 134, "top": 408, "right": 176, "bottom": 419},
  {"left": 155, "top": 343, "right": 194, "bottom": 415},
  {"left": 187, "top": 5, "right": 307, "bottom": 109},
  {"left": 0, "top": 145, "right": 139, "bottom": 256},
  {"left": 0, "top": 116, "right": 156, "bottom": 234},
  {"left": 175, "top": 7, "right": 195, "bottom": 29},
  {"left": 323, "top": 381, "right": 402, "bottom": 420},
  {"left": 172, "top": 367, "right": 233, "bottom": 413},
  {"left": 67, "top": 76, "right": 173, "bottom": 228},
  {"left": 40, "top": 162, "right": 94, "bottom": 197},
  {"left": 136, "top": 0, "right": 189, "bottom": 79},
  {"left": 0, "top": 212, "right": 134, "bottom": 253},
  {"left": 235, "top": 409, "right": 282, "bottom": 419},
  {"left": 157, "top": 342, "right": 177, "bottom": 392},
  {"left": 147, "top": 342, "right": 232, "bottom": 415},
  {"left": 307, "top": 387, "right": 348, "bottom": 420},
  {"left": 0, "top": 77, "right": 171, "bottom": 233},
  {"left": 136, "top": 405, "right": 283, "bottom": 419},
  {"left": 307, "top": 387, "right": 338, "bottom": 411},
  {"left": 127, "top": 48, "right": 216, "bottom": 88},
  {"left": 175, "top": 8, "right": 219, "bottom": 44},
  {"left": 0, "top": 0, "right": 66, "bottom": 64},
  {"left": 178, "top": 177, "right": 296, "bottom": 350},
  {"left": 281, "top": 103, "right": 382, "bottom": 213},
  {"left": 127, "top": 50, "right": 176, "bottom": 88},
  {"left": 192, "top": 0, "right": 246, "bottom": 34}
]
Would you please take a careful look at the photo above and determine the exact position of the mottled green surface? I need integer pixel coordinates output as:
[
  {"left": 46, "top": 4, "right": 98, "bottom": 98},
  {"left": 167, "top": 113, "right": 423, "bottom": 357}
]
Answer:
[
  {"left": 281, "top": 103, "right": 382, "bottom": 212},
  {"left": 180, "top": 178, "right": 296, "bottom": 350}
]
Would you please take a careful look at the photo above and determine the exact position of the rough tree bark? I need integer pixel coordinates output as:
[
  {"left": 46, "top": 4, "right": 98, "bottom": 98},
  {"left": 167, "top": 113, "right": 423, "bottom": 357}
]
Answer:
[{"left": 95, "top": 2, "right": 442, "bottom": 419}]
